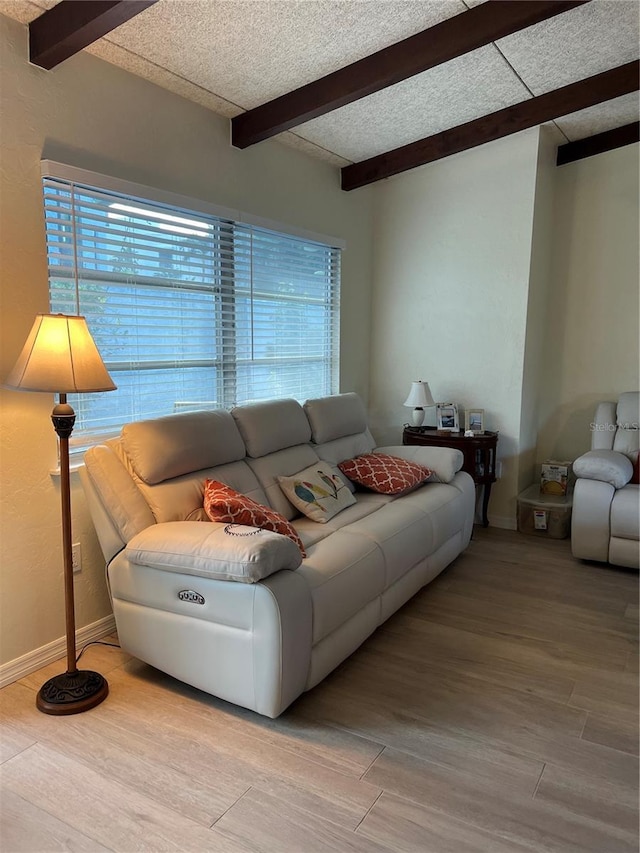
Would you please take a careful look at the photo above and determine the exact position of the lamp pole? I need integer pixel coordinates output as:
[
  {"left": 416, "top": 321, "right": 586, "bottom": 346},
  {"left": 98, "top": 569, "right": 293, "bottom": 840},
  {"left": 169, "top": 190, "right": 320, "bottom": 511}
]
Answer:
[
  {"left": 36, "top": 394, "right": 109, "bottom": 714},
  {"left": 53, "top": 394, "right": 78, "bottom": 675}
]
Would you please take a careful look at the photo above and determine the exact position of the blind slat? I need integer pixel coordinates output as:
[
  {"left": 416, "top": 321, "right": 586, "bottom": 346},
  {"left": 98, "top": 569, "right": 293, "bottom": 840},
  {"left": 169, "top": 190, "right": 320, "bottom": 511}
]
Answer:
[{"left": 44, "top": 176, "right": 340, "bottom": 450}]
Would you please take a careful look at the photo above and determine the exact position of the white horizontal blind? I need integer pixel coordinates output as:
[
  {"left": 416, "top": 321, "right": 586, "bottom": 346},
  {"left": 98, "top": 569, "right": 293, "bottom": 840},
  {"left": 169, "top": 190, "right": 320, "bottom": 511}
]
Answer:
[{"left": 43, "top": 176, "right": 341, "bottom": 450}]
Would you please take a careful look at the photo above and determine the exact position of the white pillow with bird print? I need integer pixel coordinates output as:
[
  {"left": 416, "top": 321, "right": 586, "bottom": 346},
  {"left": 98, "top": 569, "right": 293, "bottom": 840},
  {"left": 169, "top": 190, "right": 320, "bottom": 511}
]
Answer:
[{"left": 278, "top": 461, "right": 356, "bottom": 523}]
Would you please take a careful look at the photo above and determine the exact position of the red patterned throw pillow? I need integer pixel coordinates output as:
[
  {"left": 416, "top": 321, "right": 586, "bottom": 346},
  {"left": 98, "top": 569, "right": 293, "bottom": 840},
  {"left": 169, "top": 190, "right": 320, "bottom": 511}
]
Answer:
[
  {"left": 631, "top": 452, "right": 640, "bottom": 485},
  {"left": 338, "top": 453, "right": 433, "bottom": 496},
  {"left": 203, "top": 480, "right": 306, "bottom": 557}
]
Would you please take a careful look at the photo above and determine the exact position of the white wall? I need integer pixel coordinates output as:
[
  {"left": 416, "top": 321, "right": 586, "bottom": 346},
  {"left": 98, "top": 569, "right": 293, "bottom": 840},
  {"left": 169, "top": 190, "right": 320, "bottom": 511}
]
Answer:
[
  {"left": 518, "top": 129, "right": 558, "bottom": 493},
  {"left": 536, "top": 143, "right": 640, "bottom": 463},
  {"left": 0, "top": 14, "right": 373, "bottom": 666},
  {"left": 368, "top": 131, "right": 638, "bottom": 525},
  {"left": 369, "top": 128, "right": 548, "bottom": 525}
]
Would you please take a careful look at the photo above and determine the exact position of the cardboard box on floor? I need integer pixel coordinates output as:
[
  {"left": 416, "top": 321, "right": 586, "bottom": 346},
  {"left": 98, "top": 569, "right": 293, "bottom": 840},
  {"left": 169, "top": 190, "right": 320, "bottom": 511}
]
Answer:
[{"left": 540, "top": 460, "right": 572, "bottom": 496}]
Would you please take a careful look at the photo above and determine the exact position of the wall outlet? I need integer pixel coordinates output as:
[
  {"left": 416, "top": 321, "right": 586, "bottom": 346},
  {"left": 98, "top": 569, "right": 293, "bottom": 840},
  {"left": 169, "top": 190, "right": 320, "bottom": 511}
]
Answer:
[{"left": 72, "top": 542, "right": 82, "bottom": 573}]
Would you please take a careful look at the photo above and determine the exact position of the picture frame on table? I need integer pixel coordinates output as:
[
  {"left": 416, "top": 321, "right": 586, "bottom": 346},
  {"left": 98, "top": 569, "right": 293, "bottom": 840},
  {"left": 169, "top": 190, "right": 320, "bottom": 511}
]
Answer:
[
  {"left": 465, "top": 408, "right": 485, "bottom": 434},
  {"left": 436, "top": 403, "right": 459, "bottom": 432}
]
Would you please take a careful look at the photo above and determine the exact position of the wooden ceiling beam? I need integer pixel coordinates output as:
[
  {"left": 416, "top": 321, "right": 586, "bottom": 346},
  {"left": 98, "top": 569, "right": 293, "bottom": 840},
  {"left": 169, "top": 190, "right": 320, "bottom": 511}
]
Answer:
[
  {"left": 341, "top": 61, "right": 639, "bottom": 191},
  {"left": 232, "top": 0, "right": 589, "bottom": 149},
  {"left": 29, "top": 0, "right": 158, "bottom": 70},
  {"left": 556, "top": 122, "right": 640, "bottom": 165}
]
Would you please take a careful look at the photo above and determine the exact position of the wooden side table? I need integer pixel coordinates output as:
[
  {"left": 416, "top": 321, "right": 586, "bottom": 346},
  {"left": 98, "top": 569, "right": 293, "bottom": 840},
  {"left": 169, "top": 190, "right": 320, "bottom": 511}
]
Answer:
[{"left": 403, "top": 426, "right": 498, "bottom": 527}]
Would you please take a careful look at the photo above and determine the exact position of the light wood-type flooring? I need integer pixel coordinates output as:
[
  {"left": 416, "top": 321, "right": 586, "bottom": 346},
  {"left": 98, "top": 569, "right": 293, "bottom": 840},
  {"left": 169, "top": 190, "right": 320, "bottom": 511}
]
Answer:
[{"left": 1, "top": 528, "right": 638, "bottom": 852}]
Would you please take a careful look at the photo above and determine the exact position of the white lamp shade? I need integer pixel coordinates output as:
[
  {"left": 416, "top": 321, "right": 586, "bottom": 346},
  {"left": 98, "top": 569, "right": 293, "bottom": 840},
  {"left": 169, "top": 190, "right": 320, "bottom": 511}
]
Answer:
[
  {"left": 403, "top": 381, "right": 435, "bottom": 409},
  {"left": 4, "top": 314, "right": 116, "bottom": 393}
]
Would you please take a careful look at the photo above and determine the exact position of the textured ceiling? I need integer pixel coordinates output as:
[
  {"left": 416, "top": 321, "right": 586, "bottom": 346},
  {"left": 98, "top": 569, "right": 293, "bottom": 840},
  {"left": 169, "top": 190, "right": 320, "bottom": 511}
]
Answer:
[{"left": 1, "top": 0, "right": 638, "bottom": 168}]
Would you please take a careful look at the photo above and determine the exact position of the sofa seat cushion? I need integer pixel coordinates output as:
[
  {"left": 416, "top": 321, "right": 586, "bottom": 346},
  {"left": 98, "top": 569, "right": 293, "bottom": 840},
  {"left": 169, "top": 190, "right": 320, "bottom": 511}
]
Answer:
[
  {"left": 400, "top": 481, "right": 470, "bottom": 551},
  {"left": 611, "top": 485, "right": 640, "bottom": 540},
  {"left": 339, "top": 500, "right": 433, "bottom": 589},
  {"left": 297, "top": 530, "right": 385, "bottom": 644},
  {"left": 293, "top": 492, "right": 393, "bottom": 549}
]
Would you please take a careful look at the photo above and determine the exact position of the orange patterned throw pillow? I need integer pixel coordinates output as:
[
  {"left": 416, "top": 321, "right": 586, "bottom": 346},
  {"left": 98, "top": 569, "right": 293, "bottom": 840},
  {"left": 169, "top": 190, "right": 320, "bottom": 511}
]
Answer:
[
  {"left": 338, "top": 453, "right": 433, "bottom": 495},
  {"left": 203, "top": 480, "right": 306, "bottom": 557}
]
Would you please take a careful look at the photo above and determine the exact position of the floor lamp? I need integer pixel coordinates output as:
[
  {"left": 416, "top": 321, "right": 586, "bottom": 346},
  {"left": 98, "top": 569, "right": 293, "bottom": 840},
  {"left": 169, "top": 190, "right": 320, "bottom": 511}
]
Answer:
[{"left": 5, "top": 314, "right": 116, "bottom": 715}]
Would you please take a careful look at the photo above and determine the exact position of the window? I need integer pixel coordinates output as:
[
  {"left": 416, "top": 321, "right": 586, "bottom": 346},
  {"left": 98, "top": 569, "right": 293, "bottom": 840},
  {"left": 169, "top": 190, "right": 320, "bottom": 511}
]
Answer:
[{"left": 41, "top": 164, "right": 342, "bottom": 450}]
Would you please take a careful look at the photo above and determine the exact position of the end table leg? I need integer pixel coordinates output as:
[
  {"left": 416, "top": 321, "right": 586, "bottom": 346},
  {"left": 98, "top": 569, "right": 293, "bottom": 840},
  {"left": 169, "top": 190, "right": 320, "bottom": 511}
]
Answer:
[{"left": 482, "top": 484, "right": 492, "bottom": 527}]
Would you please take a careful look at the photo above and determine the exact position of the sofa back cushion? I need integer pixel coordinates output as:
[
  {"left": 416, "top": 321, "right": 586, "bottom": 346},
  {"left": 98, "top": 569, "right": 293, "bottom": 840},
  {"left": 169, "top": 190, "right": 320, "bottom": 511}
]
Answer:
[
  {"left": 232, "top": 398, "right": 311, "bottom": 457},
  {"left": 613, "top": 392, "right": 640, "bottom": 460},
  {"left": 304, "top": 393, "right": 376, "bottom": 483},
  {"left": 136, "top": 460, "right": 269, "bottom": 524},
  {"left": 116, "top": 408, "right": 270, "bottom": 524},
  {"left": 304, "top": 392, "right": 368, "bottom": 444},
  {"left": 246, "top": 446, "right": 322, "bottom": 520},
  {"left": 312, "top": 432, "right": 376, "bottom": 468},
  {"left": 83, "top": 441, "right": 156, "bottom": 545},
  {"left": 232, "top": 399, "right": 321, "bottom": 520},
  {"left": 122, "top": 410, "right": 246, "bottom": 485}
]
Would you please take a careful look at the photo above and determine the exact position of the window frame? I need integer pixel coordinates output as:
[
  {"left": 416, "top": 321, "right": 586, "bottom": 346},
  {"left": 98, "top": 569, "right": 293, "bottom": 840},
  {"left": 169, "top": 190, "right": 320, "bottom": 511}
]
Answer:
[{"left": 41, "top": 161, "right": 344, "bottom": 452}]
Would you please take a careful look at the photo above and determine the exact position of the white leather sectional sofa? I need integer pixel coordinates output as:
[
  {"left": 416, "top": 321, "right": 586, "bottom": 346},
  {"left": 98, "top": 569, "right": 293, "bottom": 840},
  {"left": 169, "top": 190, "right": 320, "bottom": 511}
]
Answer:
[{"left": 81, "top": 393, "right": 475, "bottom": 717}]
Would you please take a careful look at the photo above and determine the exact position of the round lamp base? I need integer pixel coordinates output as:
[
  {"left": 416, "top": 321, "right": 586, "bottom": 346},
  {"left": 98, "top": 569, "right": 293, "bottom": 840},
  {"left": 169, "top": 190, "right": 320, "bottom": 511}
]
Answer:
[{"left": 36, "top": 670, "right": 109, "bottom": 716}]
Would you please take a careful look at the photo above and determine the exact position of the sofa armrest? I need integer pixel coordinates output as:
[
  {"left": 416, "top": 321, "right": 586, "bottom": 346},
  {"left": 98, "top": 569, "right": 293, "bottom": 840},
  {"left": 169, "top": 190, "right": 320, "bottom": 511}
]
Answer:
[
  {"left": 125, "top": 521, "right": 303, "bottom": 583},
  {"left": 374, "top": 445, "right": 463, "bottom": 484},
  {"left": 571, "top": 478, "right": 614, "bottom": 562},
  {"left": 573, "top": 450, "right": 633, "bottom": 489}
]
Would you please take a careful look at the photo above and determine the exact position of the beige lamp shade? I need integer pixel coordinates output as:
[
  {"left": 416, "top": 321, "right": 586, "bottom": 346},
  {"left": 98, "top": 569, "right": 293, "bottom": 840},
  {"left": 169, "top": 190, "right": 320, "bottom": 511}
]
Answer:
[
  {"left": 4, "top": 314, "right": 116, "bottom": 394},
  {"left": 403, "top": 381, "right": 435, "bottom": 409}
]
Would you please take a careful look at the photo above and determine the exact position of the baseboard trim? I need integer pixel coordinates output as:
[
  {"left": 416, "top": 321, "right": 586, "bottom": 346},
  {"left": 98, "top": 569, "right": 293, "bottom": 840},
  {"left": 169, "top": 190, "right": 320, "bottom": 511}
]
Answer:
[
  {"left": 0, "top": 614, "right": 116, "bottom": 689},
  {"left": 489, "top": 515, "right": 518, "bottom": 531}
]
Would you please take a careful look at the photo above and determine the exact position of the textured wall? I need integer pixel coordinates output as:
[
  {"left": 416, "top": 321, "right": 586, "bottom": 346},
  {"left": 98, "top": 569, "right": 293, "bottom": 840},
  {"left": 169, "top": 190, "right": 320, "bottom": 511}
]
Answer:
[
  {"left": 368, "top": 129, "right": 546, "bottom": 527},
  {"left": 0, "top": 13, "right": 373, "bottom": 666},
  {"left": 368, "top": 131, "right": 638, "bottom": 525},
  {"left": 536, "top": 143, "right": 640, "bottom": 464},
  {"left": 518, "top": 128, "right": 558, "bottom": 493}
]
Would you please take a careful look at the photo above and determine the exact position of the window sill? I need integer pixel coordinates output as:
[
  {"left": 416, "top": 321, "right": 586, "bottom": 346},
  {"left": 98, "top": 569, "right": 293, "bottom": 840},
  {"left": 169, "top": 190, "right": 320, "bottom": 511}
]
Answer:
[{"left": 49, "top": 459, "right": 85, "bottom": 477}]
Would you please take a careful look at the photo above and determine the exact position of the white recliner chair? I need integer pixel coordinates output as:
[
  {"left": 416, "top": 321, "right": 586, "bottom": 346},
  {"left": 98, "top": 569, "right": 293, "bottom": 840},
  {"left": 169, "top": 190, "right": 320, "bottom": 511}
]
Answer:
[{"left": 571, "top": 392, "right": 639, "bottom": 569}]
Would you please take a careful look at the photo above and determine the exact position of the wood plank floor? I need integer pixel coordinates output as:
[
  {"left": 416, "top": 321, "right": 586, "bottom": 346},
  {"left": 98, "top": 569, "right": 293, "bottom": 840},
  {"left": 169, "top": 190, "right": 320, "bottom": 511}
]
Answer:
[{"left": 1, "top": 528, "right": 638, "bottom": 852}]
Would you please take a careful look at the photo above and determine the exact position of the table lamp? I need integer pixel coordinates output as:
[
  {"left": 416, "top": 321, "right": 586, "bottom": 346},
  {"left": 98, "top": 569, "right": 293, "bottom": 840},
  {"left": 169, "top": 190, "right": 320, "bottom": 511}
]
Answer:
[
  {"left": 4, "top": 314, "right": 116, "bottom": 715},
  {"left": 403, "top": 380, "right": 435, "bottom": 427}
]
